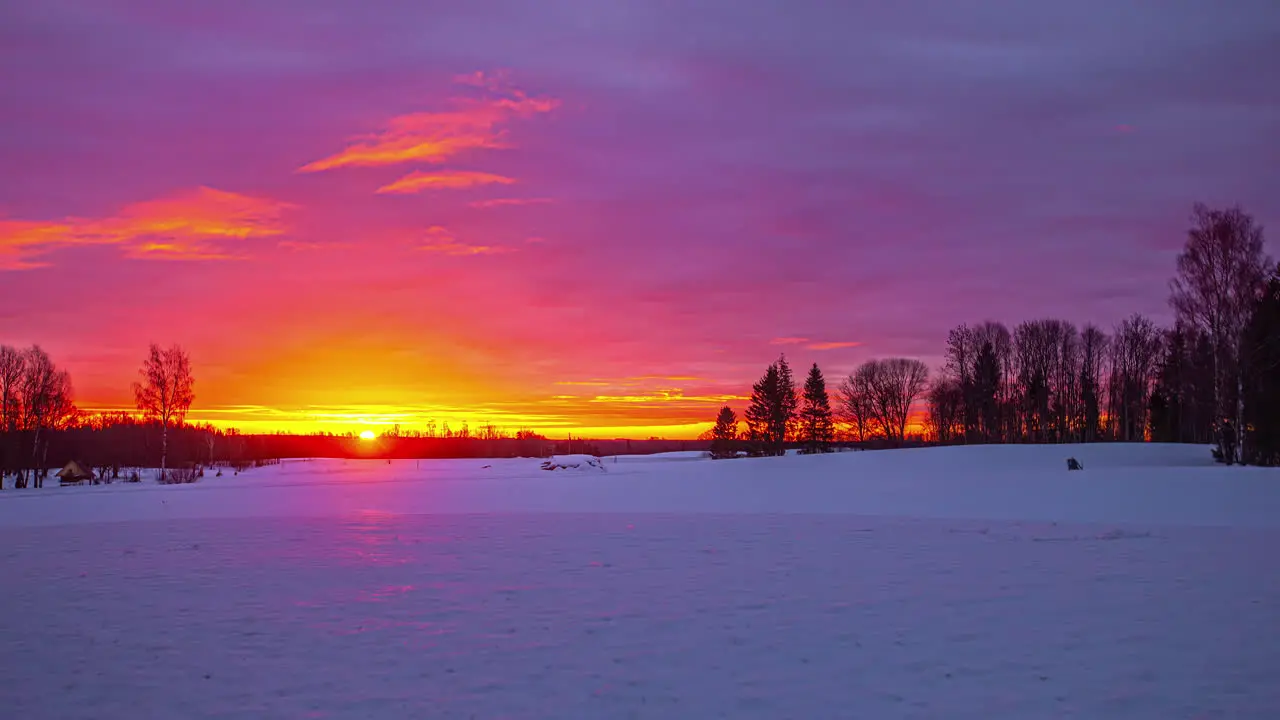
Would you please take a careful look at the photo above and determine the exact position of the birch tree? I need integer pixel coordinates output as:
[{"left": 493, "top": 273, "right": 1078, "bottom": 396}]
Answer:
[{"left": 133, "top": 344, "right": 195, "bottom": 480}]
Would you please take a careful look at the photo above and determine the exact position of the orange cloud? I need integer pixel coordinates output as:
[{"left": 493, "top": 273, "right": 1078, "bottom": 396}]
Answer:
[
  {"left": 769, "top": 337, "right": 810, "bottom": 345},
  {"left": 469, "top": 197, "right": 554, "bottom": 208},
  {"left": 414, "top": 225, "right": 512, "bottom": 256},
  {"left": 376, "top": 170, "right": 516, "bottom": 195},
  {"left": 589, "top": 389, "right": 748, "bottom": 404},
  {"left": 300, "top": 74, "right": 558, "bottom": 173},
  {"left": 0, "top": 187, "right": 293, "bottom": 269},
  {"left": 808, "top": 341, "right": 861, "bottom": 350}
]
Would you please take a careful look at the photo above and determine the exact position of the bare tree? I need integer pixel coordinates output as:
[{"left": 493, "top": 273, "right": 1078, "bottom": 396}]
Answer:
[
  {"left": 837, "top": 369, "right": 874, "bottom": 442},
  {"left": 1169, "top": 204, "right": 1270, "bottom": 462},
  {"left": 861, "top": 358, "right": 929, "bottom": 444},
  {"left": 17, "top": 346, "right": 74, "bottom": 488},
  {"left": 0, "top": 345, "right": 23, "bottom": 433},
  {"left": 925, "top": 378, "right": 964, "bottom": 444},
  {"left": 1079, "top": 325, "right": 1109, "bottom": 442},
  {"left": 0, "top": 345, "right": 25, "bottom": 488},
  {"left": 133, "top": 344, "right": 195, "bottom": 480},
  {"left": 1108, "top": 314, "right": 1163, "bottom": 442}
]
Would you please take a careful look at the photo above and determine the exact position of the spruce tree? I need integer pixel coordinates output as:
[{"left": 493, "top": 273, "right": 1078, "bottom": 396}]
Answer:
[
  {"left": 744, "top": 363, "right": 779, "bottom": 456},
  {"left": 710, "top": 406, "right": 739, "bottom": 459},
  {"left": 745, "top": 357, "right": 798, "bottom": 457},
  {"left": 772, "top": 355, "right": 799, "bottom": 456},
  {"left": 1242, "top": 264, "right": 1280, "bottom": 465},
  {"left": 800, "top": 363, "right": 834, "bottom": 453}
]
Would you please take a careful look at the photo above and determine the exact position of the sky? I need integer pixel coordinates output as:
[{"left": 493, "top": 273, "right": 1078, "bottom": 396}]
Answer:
[{"left": 2, "top": 1, "right": 1278, "bottom": 438}]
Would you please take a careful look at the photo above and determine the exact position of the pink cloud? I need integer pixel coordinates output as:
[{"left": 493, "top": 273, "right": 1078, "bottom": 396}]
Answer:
[
  {"left": 769, "top": 337, "right": 810, "bottom": 345},
  {"left": 376, "top": 170, "right": 516, "bottom": 195},
  {"left": 0, "top": 187, "right": 293, "bottom": 268},
  {"left": 300, "top": 74, "right": 558, "bottom": 173},
  {"left": 469, "top": 197, "right": 554, "bottom": 209},
  {"left": 807, "top": 341, "right": 861, "bottom": 350},
  {"left": 413, "top": 225, "right": 514, "bottom": 256}
]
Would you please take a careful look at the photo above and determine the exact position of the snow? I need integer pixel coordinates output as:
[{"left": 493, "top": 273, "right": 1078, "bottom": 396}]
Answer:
[
  {"left": 540, "top": 454, "right": 608, "bottom": 471},
  {"left": 2, "top": 444, "right": 1279, "bottom": 718}
]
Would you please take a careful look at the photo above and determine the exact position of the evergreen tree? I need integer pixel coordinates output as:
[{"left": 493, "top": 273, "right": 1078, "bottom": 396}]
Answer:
[
  {"left": 709, "top": 406, "right": 740, "bottom": 459},
  {"left": 799, "top": 363, "right": 834, "bottom": 453},
  {"left": 973, "top": 341, "right": 1001, "bottom": 442},
  {"left": 744, "top": 356, "right": 798, "bottom": 457},
  {"left": 744, "top": 362, "right": 779, "bottom": 456},
  {"left": 1241, "top": 264, "right": 1280, "bottom": 465},
  {"left": 775, "top": 355, "right": 799, "bottom": 450}
]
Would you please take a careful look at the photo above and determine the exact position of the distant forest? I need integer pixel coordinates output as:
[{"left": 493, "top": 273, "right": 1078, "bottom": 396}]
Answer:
[
  {"left": 3, "top": 203, "right": 1279, "bottom": 489},
  {"left": 710, "top": 204, "right": 1280, "bottom": 467}
]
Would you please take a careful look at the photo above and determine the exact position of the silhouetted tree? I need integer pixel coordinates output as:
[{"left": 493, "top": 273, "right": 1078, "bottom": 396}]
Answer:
[
  {"left": 860, "top": 358, "right": 929, "bottom": 444},
  {"left": 1079, "top": 325, "right": 1108, "bottom": 442},
  {"left": 1241, "top": 263, "right": 1280, "bottom": 465},
  {"left": 16, "top": 346, "right": 75, "bottom": 488},
  {"left": 837, "top": 369, "right": 873, "bottom": 442},
  {"left": 799, "top": 363, "right": 834, "bottom": 453},
  {"left": 133, "top": 344, "right": 195, "bottom": 480},
  {"left": 1169, "top": 204, "right": 1271, "bottom": 463},
  {"left": 744, "top": 356, "right": 797, "bottom": 456},
  {"left": 1108, "top": 314, "right": 1162, "bottom": 442},
  {"left": 709, "top": 406, "right": 739, "bottom": 459},
  {"left": 925, "top": 378, "right": 963, "bottom": 444}
]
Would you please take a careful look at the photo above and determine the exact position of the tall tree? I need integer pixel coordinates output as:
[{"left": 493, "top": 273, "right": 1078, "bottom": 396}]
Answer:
[
  {"left": 0, "top": 345, "right": 23, "bottom": 433},
  {"left": 744, "top": 356, "right": 796, "bottom": 456},
  {"left": 925, "top": 378, "right": 964, "bottom": 444},
  {"left": 1241, "top": 264, "right": 1280, "bottom": 465},
  {"left": 1169, "top": 203, "right": 1270, "bottom": 463},
  {"left": 16, "top": 346, "right": 74, "bottom": 488},
  {"left": 709, "top": 406, "right": 740, "bottom": 459},
  {"left": 1078, "top": 325, "right": 1108, "bottom": 442},
  {"left": 860, "top": 358, "right": 929, "bottom": 444},
  {"left": 837, "top": 370, "right": 873, "bottom": 442},
  {"left": 799, "top": 363, "right": 834, "bottom": 453},
  {"left": 133, "top": 344, "right": 195, "bottom": 480},
  {"left": 0, "top": 345, "right": 24, "bottom": 486},
  {"left": 944, "top": 324, "right": 977, "bottom": 441},
  {"left": 775, "top": 355, "right": 799, "bottom": 446},
  {"left": 1108, "top": 314, "right": 1163, "bottom": 442},
  {"left": 972, "top": 341, "right": 1001, "bottom": 442}
]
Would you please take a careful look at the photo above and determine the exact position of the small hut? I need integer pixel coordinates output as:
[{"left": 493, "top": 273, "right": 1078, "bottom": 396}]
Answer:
[{"left": 56, "top": 461, "right": 95, "bottom": 484}]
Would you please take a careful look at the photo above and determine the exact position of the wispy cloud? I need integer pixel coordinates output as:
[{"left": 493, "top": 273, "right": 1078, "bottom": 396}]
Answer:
[
  {"left": 589, "top": 389, "right": 748, "bottom": 404},
  {"left": 0, "top": 187, "right": 293, "bottom": 270},
  {"left": 807, "top": 341, "right": 861, "bottom": 350},
  {"left": 413, "top": 225, "right": 512, "bottom": 256},
  {"left": 468, "top": 197, "right": 554, "bottom": 209},
  {"left": 769, "top": 337, "right": 810, "bottom": 345},
  {"left": 376, "top": 170, "right": 515, "bottom": 195},
  {"left": 300, "top": 72, "right": 557, "bottom": 173}
]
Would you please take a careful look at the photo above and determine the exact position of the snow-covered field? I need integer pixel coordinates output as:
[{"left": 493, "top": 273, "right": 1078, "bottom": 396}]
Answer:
[{"left": 2, "top": 444, "right": 1278, "bottom": 718}]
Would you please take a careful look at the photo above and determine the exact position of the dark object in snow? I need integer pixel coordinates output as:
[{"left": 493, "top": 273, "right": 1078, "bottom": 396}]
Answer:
[
  {"left": 1066, "top": 457, "right": 1083, "bottom": 471},
  {"left": 56, "top": 460, "right": 94, "bottom": 484},
  {"left": 481, "top": 464, "right": 492, "bottom": 469}
]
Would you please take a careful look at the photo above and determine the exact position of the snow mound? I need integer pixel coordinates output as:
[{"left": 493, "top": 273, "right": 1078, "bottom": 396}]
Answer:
[{"left": 540, "top": 455, "right": 607, "bottom": 472}]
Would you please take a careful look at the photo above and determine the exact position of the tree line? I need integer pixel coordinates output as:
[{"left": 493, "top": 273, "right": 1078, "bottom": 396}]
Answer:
[
  {"left": 928, "top": 204, "right": 1278, "bottom": 465},
  {"left": 706, "top": 204, "right": 1280, "bottom": 466},
  {"left": 1, "top": 342, "right": 197, "bottom": 487},
  {"left": 706, "top": 355, "right": 930, "bottom": 458}
]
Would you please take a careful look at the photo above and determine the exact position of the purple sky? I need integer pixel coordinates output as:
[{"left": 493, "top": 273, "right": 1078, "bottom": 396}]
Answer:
[{"left": 1, "top": 0, "right": 1278, "bottom": 435}]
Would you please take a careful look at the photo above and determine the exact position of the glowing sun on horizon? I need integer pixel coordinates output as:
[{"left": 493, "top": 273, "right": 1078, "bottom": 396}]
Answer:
[{"left": 359, "top": 430, "right": 376, "bottom": 440}]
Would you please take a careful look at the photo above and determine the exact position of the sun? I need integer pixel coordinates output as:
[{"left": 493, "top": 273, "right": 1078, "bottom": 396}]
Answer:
[{"left": 359, "top": 430, "right": 376, "bottom": 440}]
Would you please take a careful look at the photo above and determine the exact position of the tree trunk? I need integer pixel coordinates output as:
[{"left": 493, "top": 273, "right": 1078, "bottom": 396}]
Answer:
[
  {"left": 1236, "top": 373, "right": 1246, "bottom": 464},
  {"left": 161, "top": 421, "right": 168, "bottom": 482}
]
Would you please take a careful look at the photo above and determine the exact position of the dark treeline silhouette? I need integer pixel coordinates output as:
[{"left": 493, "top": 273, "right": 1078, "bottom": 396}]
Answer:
[
  {"left": 927, "top": 204, "right": 1279, "bottom": 466},
  {"left": 707, "top": 355, "right": 927, "bottom": 457},
  {"left": 706, "top": 204, "right": 1280, "bottom": 467}
]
